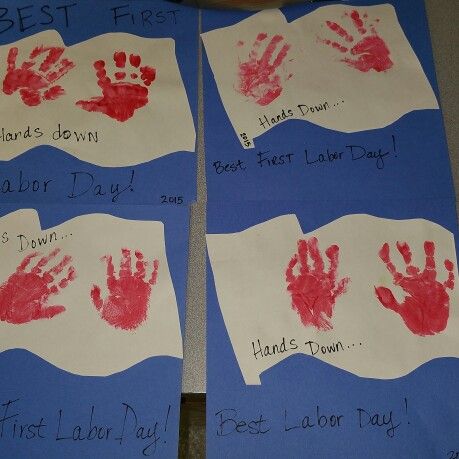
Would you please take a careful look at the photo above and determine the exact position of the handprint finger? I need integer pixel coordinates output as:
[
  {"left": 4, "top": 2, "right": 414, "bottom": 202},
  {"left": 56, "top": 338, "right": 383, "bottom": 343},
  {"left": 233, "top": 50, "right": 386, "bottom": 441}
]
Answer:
[
  {"left": 271, "top": 42, "right": 291, "bottom": 70},
  {"left": 285, "top": 254, "right": 299, "bottom": 283},
  {"left": 260, "top": 35, "right": 284, "bottom": 67},
  {"left": 6, "top": 47, "right": 18, "bottom": 72},
  {"left": 102, "top": 254, "right": 116, "bottom": 287},
  {"left": 443, "top": 260, "right": 455, "bottom": 290},
  {"left": 249, "top": 32, "right": 267, "bottom": 60},
  {"left": 348, "top": 10, "right": 367, "bottom": 35},
  {"left": 149, "top": 259, "right": 159, "bottom": 286},
  {"left": 90, "top": 285, "right": 104, "bottom": 310},
  {"left": 308, "top": 237, "right": 324, "bottom": 274},
  {"left": 319, "top": 38, "right": 348, "bottom": 53},
  {"left": 57, "top": 266, "right": 76, "bottom": 289},
  {"left": 332, "top": 276, "right": 350, "bottom": 300},
  {"left": 396, "top": 241, "right": 420, "bottom": 276},
  {"left": 129, "top": 54, "right": 141, "bottom": 68},
  {"left": 16, "top": 252, "right": 40, "bottom": 273},
  {"left": 46, "top": 57, "right": 75, "bottom": 83},
  {"left": 31, "top": 248, "right": 60, "bottom": 274},
  {"left": 33, "top": 46, "right": 64, "bottom": 73},
  {"left": 325, "top": 244, "right": 339, "bottom": 280},
  {"left": 378, "top": 243, "right": 403, "bottom": 282},
  {"left": 94, "top": 60, "right": 111, "bottom": 88},
  {"left": 45, "top": 254, "right": 71, "bottom": 277},
  {"left": 37, "top": 305, "right": 66, "bottom": 319},
  {"left": 140, "top": 66, "right": 156, "bottom": 86},
  {"left": 326, "top": 20, "right": 354, "bottom": 43},
  {"left": 374, "top": 286, "right": 401, "bottom": 312},
  {"left": 114, "top": 51, "right": 127, "bottom": 67},
  {"left": 43, "top": 85, "right": 65, "bottom": 101},
  {"left": 396, "top": 241, "right": 412, "bottom": 264},
  {"left": 134, "top": 251, "right": 147, "bottom": 280},
  {"left": 297, "top": 239, "right": 309, "bottom": 274},
  {"left": 119, "top": 248, "right": 132, "bottom": 277},
  {"left": 423, "top": 241, "right": 437, "bottom": 280}
]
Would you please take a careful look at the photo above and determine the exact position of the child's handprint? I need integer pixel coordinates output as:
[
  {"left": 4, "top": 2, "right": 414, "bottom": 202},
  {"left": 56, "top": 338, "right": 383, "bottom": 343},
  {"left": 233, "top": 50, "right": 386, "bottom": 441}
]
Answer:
[
  {"left": 236, "top": 33, "right": 291, "bottom": 106},
  {"left": 90, "top": 249, "right": 159, "bottom": 330},
  {"left": 0, "top": 249, "right": 76, "bottom": 324},
  {"left": 286, "top": 237, "right": 350, "bottom": 330},
  {"left": 76, "top": 51, "right": 156, "bottom": 122},
  {"left": 319, "top": 10, "right": 393, "bottom": 72},
  {"left": 375, "top": 241, "right": 454, "bottom": 336},
  {"left": 2, "top": 45, "right": 75, "bottom": 106}
]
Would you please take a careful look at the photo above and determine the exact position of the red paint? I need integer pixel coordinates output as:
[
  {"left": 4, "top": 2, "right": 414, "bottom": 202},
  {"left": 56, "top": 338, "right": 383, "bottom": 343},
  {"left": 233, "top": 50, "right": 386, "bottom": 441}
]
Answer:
[
  {"left": 320, "top": 10, "right": 393, "bottom": 72},
  {"left": 90, "top": 249, "right": 159, "bottom": 330},
  {"left": 0, "top": 249, "right": 76, "bottom": 324},
  {"left": 76, "top": 51, "right": 156, "bottom": 122},
  {"left": 375, "top": 241, "right": 455, "bottom": 336},
  {"left": 236, "top": 33, "right": 291, "bottom": 106},
  {"left": 2, "top": 45, "right": 75, "bottom": 106},
  {"left": 285, "top": 237, "right": 350, "bottom": 330}
]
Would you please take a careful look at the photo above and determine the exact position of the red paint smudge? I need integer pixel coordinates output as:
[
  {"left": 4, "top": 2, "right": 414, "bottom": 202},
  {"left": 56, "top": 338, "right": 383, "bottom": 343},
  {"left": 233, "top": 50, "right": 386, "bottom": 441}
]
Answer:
[
  {"left": 90, "top": 249, "right": 159, "bottom": 331},
  {"left": 320, "top": 10, "right": 393, "bottom": 72},
  {"left": 2, "top": 45, "right": 75, "bottom": 106},
  {"left": 0, "top": 249, "right": 76, "bottom": 324},
  {"left": 285, "top": 237, "right": 350, "bottom": 331},
  {"left": 76, "top": 51, "right": 156, "bottom": 122},
  {"left": 375, "top": 241, "right": 454, "bottom": 336},
  {"left": 236, "top": 33, "right": 291, "bottom": 106}
]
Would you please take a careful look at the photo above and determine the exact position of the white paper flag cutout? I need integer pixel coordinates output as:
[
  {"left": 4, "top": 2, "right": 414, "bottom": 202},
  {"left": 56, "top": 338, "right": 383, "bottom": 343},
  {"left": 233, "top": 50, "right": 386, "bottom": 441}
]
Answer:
[
  {"left": 202, "top": 4, "right": 438, "bottom": 149},
  {"left": 0, "top": 209, "right": 182, "bottom": 376},
  {"left": 0, "top": 30, "right": 195, "bottom": 166},
  {"left": 207, "top": 214, "right": 459, "bottom": 385}
]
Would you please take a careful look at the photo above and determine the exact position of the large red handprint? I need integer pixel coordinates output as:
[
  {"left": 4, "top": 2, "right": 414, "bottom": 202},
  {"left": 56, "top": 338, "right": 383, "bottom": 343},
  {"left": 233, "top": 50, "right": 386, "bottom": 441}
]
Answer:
[
  {"left": 319, "top": 10, "right": 393, "bottom": 73},
  {"left": 236, "top": 33, "right": 291, "bottom": 106},
  {"left": 90, "top": 249, "right": 159, "bottom": 330},
  {"left": 375, "top": 241, "right": 455, "bottom": 336},
  {"left": 76, "top": 51, "right": 156, "bottom": 122},
  {"left": 285, "top": 237, "right": 350, "bottom": 330},
  {"left": 3, "top": 45, "right": 75, "bottom": 106},
  {"left": 0, "top": 249, "right": 76, "bottom": 324}
]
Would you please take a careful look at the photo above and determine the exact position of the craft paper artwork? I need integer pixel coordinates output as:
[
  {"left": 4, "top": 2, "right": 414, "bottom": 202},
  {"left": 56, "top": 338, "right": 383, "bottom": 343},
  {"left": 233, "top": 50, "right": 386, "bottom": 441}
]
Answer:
[
  {"left": 207, "top": 214, "right": 459, "bottom": 385},
  {"left": 0, "top": 30, "right": 195, "bottom": 166},
  {"left": 201, "top": 4, "right": 438, "bottom": 149},
  {"left": 0, "top": 209, "right": 182, "bottom": 375}
]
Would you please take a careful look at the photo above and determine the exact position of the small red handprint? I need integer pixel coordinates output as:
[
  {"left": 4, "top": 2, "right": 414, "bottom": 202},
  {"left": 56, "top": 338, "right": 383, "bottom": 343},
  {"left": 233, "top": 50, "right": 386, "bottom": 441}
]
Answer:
[
  {"left": 2, "top": 45, "right": 75, "bottom": 106},
  {"left": 0, "top": 249, "right": 76, "bottom": 324},
  {"left": 375, "top": 241, "right": 455, "bottom": 336},
  {"left": 76, "top": 51, "right": 156, "bottom": 122},
  {"left": 90, "top": 249, "right": 159, "bottom": 330},
  {"left": 236, "top": 33, "right": 292, "bottom": 106},
  {"left": 319, "top": 10, "right": 393, "bottom": 72},
  {"left": 285, "top": 237, "right": 350, "bottom": 330}
]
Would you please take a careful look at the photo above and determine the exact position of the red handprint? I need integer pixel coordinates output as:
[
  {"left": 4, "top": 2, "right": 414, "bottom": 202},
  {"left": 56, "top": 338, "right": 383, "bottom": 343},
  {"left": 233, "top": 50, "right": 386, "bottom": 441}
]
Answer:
[
  {"left": 285, "top": 237, "right": 350, "bottom": 330},
  {"left": 236, "top": 33, "right": 291, "bottom": 106},
  {"left": 0, "top": 249, "right": 76, "bottom": 324},
  {"left": 375, "top": 241, "right": 455, "bottom": 336},
  {"left": 76, "top": 51, "right": 156, "bottom": 122},
  {"left": 319, "top": 10, "right": 393, "bottom": 72},
  {"left": 90, "top": 249, "right": 159, "bottom": 330},
  {"left": 2, "top": 45, "right": 75, "bottom": 106}
]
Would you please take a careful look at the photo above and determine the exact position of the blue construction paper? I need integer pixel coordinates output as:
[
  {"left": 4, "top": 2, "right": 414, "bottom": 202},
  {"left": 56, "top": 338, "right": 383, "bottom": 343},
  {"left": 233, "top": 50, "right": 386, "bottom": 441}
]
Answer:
[
  {"left": 202, "top": 0, "right": 455, "bottom": 202},
  {"left": 0, "top": 0, "right": 198, "bottom": 204},
  {"left": 0, "top": 203, "right": 190, "bottom": 458},
  {"left": 206, "top": 199, "right": 459, "bottom": 458}
]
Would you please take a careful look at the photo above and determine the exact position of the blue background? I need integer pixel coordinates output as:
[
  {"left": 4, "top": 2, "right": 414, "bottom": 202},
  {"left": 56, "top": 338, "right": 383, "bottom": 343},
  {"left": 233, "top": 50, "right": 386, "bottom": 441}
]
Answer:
[
  {"left": 0, "top": 0, "right": 199, "bottom": 205},
  {"left": 0, "top": 203, "right": 191, "bottom": 458},
  {"left": 203, "top": 0, "right": 455, "bottom": 202},
  {"left": 207, "top": 198, "right": 459, "bottom": 458}
]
